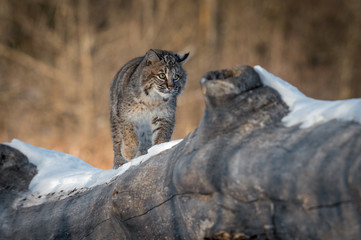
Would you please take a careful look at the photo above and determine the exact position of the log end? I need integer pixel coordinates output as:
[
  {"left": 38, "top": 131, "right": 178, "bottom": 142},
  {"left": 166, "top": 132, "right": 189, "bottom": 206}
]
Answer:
[{"left": 0, "top": 144, "right": 37, "bottom": 193}]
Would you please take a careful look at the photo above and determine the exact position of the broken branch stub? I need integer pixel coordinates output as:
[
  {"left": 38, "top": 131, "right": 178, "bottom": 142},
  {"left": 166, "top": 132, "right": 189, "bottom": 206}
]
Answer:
[{"left": 197, "top": 65, "right": 288, "bottom": 144}]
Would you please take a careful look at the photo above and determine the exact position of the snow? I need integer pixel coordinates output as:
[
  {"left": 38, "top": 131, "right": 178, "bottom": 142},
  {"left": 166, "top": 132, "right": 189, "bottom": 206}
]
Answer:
[
  {"left": 4, "top": 65, "right": 361, "bottom": 201},
  {"left": 5, "top": 139, "right": 182, "bottom": 196},
  {"left": 254, "top": 65, "right": 361, "bottom": 128}
]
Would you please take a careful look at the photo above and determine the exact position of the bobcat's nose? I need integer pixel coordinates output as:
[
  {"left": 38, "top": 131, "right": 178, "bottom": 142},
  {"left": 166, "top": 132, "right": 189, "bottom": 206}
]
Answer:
[{"left": 167, "top": 81, "right": 173, "bottom": 91}]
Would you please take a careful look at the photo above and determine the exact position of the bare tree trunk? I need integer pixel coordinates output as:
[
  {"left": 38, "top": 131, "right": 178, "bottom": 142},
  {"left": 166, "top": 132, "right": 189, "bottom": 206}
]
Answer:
[
  {"left": 199, "top": 0, "right": 218, "bottom": 47},
  {"left": 78, "top": 0, "right": 95, "bottom": 138},
  {"left": 339, "top": 0, "right": 361, "bottom": 99},
  {"left": 1, "top": 66, "right": 361, "bottom": 239},
  {"left": 199, "top": 0, "right": 219, "bottom": 70}
]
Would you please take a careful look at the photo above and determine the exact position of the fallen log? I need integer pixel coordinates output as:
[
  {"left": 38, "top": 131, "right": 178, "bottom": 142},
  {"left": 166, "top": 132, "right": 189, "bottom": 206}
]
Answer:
[{"left": 1, "top": 65, "right": 361, "bottom": 239}]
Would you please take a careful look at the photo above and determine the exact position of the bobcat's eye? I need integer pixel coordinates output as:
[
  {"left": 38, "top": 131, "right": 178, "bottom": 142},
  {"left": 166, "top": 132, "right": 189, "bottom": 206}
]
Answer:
[
  {"left": 158, "top": 73, "right": 166, "bottom": 79},
  {"left": 173, "top": 74, "right": 180, "bottom": 81}
]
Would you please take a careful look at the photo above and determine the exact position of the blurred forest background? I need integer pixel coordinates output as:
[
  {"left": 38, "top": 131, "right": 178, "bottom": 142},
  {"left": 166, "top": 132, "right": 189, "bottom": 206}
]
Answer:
[{"left": 1, "top": 0, "right": 361, "bottom": 169}]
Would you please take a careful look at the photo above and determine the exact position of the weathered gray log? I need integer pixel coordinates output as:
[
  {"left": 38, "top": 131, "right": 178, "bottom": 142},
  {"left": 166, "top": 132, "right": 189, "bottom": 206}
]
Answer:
[{"left": 1, "top": 65, "right": 361, "bottom": 239}]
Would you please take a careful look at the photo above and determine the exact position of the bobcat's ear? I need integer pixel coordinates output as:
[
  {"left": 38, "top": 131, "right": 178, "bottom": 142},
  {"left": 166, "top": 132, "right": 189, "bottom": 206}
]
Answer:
[
  {"left": 145, "top": 49, "right": 160, "bottom": 66},
  {"left": 176, "top": 52, "right": 190, "bottom": 65}
]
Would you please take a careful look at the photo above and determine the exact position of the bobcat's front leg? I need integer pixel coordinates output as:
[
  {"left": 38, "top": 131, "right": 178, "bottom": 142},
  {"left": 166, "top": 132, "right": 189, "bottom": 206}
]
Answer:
[
  {"left": 120, "top": 122, "right": 139, "bottom": 161},
  {"left": 152, "top": 117, "right": 175, "bottom": 145}
]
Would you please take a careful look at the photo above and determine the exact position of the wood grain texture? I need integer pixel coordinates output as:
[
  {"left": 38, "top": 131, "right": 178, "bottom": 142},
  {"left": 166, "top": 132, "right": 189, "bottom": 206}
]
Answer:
[{"left": 1, "top": 66, "right": 360, "bottom": 239}]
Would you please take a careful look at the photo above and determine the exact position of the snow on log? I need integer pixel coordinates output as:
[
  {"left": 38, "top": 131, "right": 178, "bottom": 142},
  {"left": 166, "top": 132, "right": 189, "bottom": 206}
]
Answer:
[{"left": 1, "top": 65, "right": 361, "bottom": 239}]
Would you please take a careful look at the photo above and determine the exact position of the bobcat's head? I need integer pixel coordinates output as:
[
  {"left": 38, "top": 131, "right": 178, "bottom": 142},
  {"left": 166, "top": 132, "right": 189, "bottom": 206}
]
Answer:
[{"left": 141, "top": 49, "right": 189, "bottom": 100}]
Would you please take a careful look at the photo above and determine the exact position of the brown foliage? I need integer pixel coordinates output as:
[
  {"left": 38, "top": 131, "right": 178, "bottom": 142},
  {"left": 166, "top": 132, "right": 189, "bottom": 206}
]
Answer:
[{"left": 1, "top": 0, "right": 360, "bottom": 169}]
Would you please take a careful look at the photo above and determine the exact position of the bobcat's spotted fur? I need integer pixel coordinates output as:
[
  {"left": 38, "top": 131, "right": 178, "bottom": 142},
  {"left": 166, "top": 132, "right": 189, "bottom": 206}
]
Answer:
[{"left": 110, "top": 49, "right": 189, "bottom": 168}]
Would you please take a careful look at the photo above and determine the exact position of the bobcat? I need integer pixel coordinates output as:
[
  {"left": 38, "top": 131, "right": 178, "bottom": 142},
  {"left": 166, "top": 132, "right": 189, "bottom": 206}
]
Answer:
[{"left": 110, "top": 49, "right": 190, "bottom": 168}]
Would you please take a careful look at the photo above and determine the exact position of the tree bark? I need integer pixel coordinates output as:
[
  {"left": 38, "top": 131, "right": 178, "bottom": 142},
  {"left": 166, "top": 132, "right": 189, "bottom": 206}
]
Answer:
[{"left": 1, "top": 65, "right": 361, "bottom": 239}]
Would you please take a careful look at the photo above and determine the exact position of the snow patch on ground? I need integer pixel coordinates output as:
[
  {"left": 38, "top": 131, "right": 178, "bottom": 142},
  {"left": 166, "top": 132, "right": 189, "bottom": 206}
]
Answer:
[
  {"left": 254, "top": 65, "right": 361, "bottom": 128},
  {"left": 5, "top": 139, "right": 182, "bottom": 196}
]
